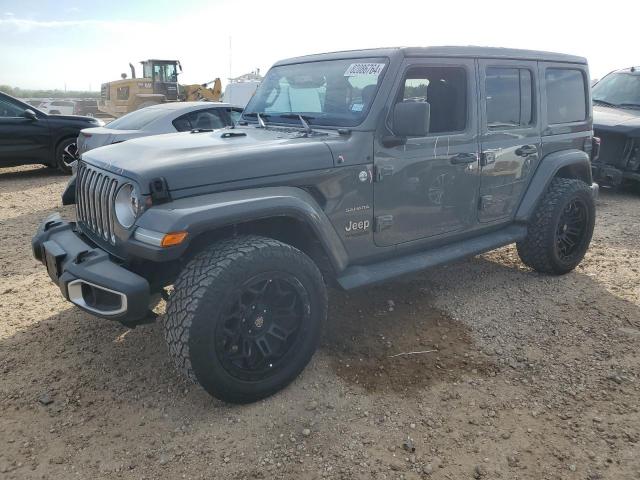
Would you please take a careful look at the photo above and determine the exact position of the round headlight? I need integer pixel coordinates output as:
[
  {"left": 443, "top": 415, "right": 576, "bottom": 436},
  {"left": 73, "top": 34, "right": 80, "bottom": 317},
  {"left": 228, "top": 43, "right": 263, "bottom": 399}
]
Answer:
[{"left": 114, "top": 183, "right": 139, "bottom": 228}]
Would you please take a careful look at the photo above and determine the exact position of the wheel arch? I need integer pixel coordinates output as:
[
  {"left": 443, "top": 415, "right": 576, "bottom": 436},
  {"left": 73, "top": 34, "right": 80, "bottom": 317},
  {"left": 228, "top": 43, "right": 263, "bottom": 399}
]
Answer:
[
  {"left": 134, "top": 186, "right": 349, "bottom": 280},
  {"left": 515, "top": 149, "right": 593, "bottom": 222}
]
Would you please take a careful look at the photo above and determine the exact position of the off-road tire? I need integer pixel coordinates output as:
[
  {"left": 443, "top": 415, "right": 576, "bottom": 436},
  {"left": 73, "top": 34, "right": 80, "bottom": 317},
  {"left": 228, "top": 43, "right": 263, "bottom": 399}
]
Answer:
[
  {"left": 517, "top": 178, "right": 595, "bottom": 274},
  {"left": 55, "top": 138, "right": 77, "bottom": 174},
  {"left": 163, "top": 235, "right": 327, "bottom": 403}
]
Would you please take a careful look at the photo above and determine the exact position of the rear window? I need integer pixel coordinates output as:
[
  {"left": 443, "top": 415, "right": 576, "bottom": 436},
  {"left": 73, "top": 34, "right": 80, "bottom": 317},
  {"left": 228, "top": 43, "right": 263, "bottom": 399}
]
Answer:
[
  {"left": 107, "top": 107, "right": 166, "bottom": 130},
  {"left": 545, "top": 69, "right": 587, "bottom": 124},
  {"left": 172, "top": 108, "right": 231, "bottom": 132}
]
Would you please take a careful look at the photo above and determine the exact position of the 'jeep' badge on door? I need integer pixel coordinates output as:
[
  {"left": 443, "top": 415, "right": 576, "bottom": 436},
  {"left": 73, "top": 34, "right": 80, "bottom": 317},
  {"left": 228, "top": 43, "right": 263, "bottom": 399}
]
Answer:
[{"left": 345, "top": 220, "right": 370, "bottom": 235}]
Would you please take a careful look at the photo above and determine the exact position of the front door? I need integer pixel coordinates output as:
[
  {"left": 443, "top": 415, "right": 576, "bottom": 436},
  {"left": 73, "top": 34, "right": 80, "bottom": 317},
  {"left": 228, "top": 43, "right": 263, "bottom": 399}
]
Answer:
[
  {"left": 373, "top": 58, "right": 480, "bottom": 247},
  {"left": 478, "top": 60, "right": 541, "bottom": 222},
  {"left": 0, "top": 96, "right": 50, "bottom": 164}
]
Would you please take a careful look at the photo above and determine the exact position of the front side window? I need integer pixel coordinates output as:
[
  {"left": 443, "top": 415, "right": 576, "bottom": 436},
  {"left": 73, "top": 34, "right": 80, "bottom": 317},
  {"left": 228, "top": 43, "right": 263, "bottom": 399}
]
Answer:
[
  {"left": 244, "top": 57, "right": 388, "bottom": 127},
  {"left": 485, "top": 67, "right": 533, "bottom": 129},
  {"left": 0, "top": 97, "right": 25, "bottom": 117},
  {"left": 397, "top": 66, "right": 467, "bottom": 134},
  {"left": 592, "top": 72, "right": 640, "bottom": 108},
  {"left": 545, "top": 69, "right": 587, "bottom": 124}
]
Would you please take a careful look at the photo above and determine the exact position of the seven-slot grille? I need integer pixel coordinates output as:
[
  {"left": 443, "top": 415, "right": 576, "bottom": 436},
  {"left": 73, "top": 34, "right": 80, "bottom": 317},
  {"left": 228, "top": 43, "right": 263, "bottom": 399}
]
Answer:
[{"left": 75, "top": 162, "right": 120, "bottom": 245}]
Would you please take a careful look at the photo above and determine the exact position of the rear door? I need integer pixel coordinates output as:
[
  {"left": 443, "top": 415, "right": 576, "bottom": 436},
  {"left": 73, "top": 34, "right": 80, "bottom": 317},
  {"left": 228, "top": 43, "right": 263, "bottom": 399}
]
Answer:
[
  {"left": 478, "top": 59, "right": 541, "bottom": 222},
  {"left": 373, "top": 58, "right": 481, "bottom": 246},
  {"left": 0, "top": 96, "right": 50, "bottom": 164}
]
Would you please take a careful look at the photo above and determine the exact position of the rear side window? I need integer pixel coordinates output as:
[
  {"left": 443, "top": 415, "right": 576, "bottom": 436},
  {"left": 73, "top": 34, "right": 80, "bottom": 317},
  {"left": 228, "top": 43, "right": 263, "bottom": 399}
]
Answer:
[
  {"left": 485, "top": 67, "right": 533, "bottom": 129},
  {"left": 172, "top": 108, "right": 230, "bottom": 132},
  {"left": 545, "top": 69, "right": 586, "bottom": 124}
]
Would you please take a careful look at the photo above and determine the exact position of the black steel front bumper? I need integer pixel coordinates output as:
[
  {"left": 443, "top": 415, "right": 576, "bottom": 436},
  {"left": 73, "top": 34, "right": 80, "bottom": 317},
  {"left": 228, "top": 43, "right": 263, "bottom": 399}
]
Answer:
[{"left": 32, "top": 214, "right": 150, "bottom": 323}]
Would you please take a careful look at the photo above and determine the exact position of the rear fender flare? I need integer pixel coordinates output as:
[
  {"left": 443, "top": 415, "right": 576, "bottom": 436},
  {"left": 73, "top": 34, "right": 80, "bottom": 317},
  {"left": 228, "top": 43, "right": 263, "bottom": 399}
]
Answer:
[{"left": 516, "top": 149, "right": 592, "bottom": 222}]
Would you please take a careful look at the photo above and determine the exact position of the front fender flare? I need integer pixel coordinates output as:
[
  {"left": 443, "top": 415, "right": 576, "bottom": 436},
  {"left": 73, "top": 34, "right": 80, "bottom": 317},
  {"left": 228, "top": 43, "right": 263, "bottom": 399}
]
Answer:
[
  {"left": 515, "top": 149, "right": 592, "bottom": 222},
  {"left": 132, "top": 186, "right": 349, "bottom": 271}
]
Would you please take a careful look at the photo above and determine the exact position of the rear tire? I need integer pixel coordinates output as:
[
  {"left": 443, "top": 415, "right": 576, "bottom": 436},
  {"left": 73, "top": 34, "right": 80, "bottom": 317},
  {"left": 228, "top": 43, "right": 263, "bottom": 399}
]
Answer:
[
  {"left": 163, "top": 235, "right": 327, "bottom": 404},
  {"left": 55, "top": 138, "right": 77, "bottom": 174},
  {"left": 517, "top": 178, "right": 595, "bottom": 274}
]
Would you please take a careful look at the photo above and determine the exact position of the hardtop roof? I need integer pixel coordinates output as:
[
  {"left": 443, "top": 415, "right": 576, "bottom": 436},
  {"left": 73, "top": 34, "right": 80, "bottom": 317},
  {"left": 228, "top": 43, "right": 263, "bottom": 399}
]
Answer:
[{"left": 274, "top": 46, "right": 587, "bottom": 66}]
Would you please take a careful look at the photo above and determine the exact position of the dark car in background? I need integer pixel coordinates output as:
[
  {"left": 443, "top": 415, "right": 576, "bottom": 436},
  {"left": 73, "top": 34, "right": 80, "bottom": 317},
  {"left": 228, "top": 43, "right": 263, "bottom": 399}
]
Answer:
[
  {"left": 0, "top": 91, "right": 103, "bottom": 174},
  {"left": 592, "top": 67, "right": 640, "bottom": 188}
]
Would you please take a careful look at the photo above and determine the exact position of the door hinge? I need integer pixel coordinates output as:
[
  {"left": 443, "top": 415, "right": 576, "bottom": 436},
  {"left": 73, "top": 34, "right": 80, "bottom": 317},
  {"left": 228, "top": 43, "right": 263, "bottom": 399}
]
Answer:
[
  {"left": 479, "top": 195, "right": 493, "bottom": 210},
  {"left": 374, "top": 215, "right": 394, "bottom": 232},
  {"left": 480, "top": 150, "right": 497, "bottom": 167},
  {"left": 374, "top": 165, "right": 394, "bottom": 182}
]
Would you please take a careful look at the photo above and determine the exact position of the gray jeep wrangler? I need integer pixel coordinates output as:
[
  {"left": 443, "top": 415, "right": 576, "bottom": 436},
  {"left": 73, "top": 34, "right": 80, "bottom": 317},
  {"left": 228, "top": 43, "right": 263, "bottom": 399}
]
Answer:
[{"left": 32, "top": 47, "right": 599, "bottom": 403}]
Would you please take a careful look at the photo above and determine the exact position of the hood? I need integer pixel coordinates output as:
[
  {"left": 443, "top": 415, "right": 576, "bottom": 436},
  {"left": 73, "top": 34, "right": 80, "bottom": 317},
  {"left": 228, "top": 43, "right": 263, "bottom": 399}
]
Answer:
[
  {"left": 48, "top": 114, "right": 98, "bottom": 123},
  {"left": 81, "top": 126, "right": 335, "bottom": 193},
  {"left": 593, "top": 105, "right": 640, "bottom": 136}
]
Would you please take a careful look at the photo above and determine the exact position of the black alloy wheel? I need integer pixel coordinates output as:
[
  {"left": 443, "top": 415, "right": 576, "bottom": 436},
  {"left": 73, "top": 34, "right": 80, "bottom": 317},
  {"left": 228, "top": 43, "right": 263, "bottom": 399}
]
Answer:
[
  {"left": 555, "top": 198, "right": 589, "bottom": 262},
  {"left": 215, "top": 272, "right": 310, "bottom": 382}
]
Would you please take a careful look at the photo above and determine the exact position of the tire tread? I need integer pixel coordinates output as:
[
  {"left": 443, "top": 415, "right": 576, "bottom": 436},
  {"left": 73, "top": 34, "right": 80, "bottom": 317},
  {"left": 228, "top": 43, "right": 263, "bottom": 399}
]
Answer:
[{"left": 516, "top": 177, "right": 594, "bottom": 274}]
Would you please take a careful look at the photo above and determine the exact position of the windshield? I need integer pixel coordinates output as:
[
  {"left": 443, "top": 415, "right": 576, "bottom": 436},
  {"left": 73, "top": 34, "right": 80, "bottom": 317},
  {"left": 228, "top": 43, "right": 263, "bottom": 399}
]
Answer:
[
  {"left": 243, "top": 57, "right": 388, "bottom": 127},
  {"left": 107, "top": 107, "right": 165, "bottom": 130},
  {"left": 593, "top": 72, "right": 640, "bottom": 107}
]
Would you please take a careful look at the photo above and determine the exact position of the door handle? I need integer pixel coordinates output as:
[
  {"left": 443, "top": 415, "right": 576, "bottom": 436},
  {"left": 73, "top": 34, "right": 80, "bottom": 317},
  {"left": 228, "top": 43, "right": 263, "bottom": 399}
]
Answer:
[
  {"left": 450, "top": 152, "right": 478, "bottom": 165},
  {"left": 515, "top": 144, "right": 538, "bottom": 157}
]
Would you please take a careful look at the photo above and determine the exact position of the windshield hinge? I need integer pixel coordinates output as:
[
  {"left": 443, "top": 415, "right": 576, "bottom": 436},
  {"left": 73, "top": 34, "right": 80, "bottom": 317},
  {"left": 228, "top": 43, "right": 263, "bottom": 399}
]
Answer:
[{"left": 149, "top": 177, "right": 171, "bottom": 204}]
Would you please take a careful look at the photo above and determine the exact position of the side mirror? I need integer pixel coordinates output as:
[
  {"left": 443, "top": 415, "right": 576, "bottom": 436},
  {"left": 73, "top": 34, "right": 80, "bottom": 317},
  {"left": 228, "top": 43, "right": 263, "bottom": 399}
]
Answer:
[
  {"left": 23, "top": 109, "right": 38, "bottom": 121},
  {"left": 393, "top": 101, "right": 430, "bottom": 137}
]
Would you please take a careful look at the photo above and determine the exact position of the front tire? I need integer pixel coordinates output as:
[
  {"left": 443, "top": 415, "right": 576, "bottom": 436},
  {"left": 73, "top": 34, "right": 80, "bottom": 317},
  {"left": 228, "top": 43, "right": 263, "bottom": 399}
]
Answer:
[
  {"left": 517, "top": 178, "right": 595, "bottom": 274},
  {"left": 164, "top": 235, "right": 327, "bottom": 403}
]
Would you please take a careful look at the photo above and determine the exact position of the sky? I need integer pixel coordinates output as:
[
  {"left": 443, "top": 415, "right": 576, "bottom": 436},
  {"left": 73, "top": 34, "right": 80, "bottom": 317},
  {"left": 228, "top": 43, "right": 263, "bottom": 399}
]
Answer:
[{"left": 0, "top": 0, "right": 638, "bottom": 91}]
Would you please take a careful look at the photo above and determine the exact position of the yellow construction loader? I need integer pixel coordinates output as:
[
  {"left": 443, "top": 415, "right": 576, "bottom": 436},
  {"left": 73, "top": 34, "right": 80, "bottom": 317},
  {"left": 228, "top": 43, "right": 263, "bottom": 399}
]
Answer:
[{"left": 97, "top": 59, "right": 222, "bottom": 118}]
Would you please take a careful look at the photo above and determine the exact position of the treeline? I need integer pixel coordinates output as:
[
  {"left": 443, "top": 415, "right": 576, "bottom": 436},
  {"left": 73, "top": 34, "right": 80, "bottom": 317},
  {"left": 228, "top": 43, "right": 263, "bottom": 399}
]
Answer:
[{"left": 0, "top": 85, "right": 100, "bottom": 99}]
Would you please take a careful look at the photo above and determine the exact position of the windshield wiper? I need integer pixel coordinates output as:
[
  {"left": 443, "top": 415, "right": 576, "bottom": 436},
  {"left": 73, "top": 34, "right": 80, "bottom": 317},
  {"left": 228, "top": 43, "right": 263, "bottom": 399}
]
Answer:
[
  {"left": 617, "top": 102, "right": 640, "bottom": 109},
  {"left": 279, "top": 114, "right": 316, "bottom": 134},
  {"left": 593, "top": 99, "right": 616, "bottom": 107},
  {"left": 243, "top": 112, "right": 270, "bottom": 128}
]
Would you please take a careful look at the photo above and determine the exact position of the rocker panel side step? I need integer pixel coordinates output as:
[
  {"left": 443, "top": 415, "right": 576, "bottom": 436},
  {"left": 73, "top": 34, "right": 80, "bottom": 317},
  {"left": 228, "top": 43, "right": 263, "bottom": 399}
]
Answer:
[{"left": 337, "top": 225, "right": 527, "bottom": 290}]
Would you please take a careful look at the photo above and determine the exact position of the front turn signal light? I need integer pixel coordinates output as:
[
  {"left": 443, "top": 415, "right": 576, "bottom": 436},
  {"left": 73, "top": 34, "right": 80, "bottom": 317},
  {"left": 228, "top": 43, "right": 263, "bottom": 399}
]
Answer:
[{"left": 161, "top": 231, "right": 188, "bottom": 247}]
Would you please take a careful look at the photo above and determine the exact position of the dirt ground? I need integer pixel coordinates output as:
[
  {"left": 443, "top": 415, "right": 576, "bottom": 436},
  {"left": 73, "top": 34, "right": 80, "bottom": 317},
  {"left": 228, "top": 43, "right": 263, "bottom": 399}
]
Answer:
[{"left": 0, "top": 165, "right": 638, "bottom": 480}]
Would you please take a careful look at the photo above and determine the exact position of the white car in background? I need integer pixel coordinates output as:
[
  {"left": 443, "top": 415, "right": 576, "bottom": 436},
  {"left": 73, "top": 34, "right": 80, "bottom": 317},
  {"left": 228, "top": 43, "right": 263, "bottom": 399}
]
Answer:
[
  {"left": 76, "top": 102, "right": 242, "bottom": 155},
  {"left": 39, "top": 99, "right": 76, "bottom": 115}
]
